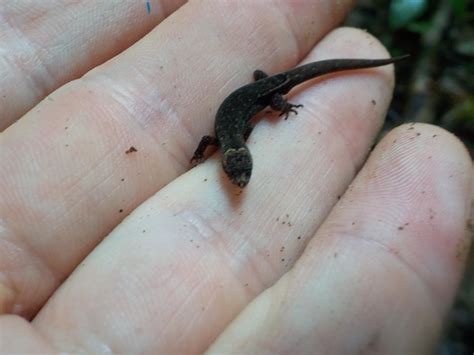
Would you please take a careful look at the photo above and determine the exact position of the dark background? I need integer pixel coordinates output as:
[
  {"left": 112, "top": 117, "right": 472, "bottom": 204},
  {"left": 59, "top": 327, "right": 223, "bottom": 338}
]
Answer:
[{"left": 346, "top": 1, "right": 473, "bottom": 354}]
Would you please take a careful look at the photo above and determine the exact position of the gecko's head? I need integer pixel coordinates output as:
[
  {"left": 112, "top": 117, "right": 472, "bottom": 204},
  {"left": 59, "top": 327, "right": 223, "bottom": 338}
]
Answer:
[{"left": 222, "top": 147, "right": 253, "bottom": 188}]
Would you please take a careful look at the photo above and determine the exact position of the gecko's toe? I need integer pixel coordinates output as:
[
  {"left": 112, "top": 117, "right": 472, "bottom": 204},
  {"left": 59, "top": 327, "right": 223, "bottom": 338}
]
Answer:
[{"left": 190, "top": 156, "right": 203, "bottom": 164}]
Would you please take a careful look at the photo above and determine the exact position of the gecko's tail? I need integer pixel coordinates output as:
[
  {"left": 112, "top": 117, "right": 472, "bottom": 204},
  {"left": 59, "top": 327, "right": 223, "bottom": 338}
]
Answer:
[{"left": 285, "top": 54, "right": 410, "bottom": 87}]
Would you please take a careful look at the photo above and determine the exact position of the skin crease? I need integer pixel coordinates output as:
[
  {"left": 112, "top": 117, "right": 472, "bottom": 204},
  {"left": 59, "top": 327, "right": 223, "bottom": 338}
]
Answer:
[{"left": 0, "top": 1, "right": 472, "bottom": 354}]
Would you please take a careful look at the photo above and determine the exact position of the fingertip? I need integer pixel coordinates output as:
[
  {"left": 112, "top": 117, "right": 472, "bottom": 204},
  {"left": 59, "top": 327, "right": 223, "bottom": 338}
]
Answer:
[
  {"left": 357, "top": 122, "right": 473, "bottom": 307},
  {"left": 318, "top": 27, "right": 393, "bottom": 60}
]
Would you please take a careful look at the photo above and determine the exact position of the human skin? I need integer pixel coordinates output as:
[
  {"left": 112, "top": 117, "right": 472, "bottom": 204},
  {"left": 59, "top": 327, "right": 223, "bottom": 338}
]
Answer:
[{"left": 0, "top": 1, "right": 472, "bottom": 354}]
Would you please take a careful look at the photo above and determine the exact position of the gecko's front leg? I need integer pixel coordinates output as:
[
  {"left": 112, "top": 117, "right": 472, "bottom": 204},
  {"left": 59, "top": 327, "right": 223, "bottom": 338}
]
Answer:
[{"left": 190, "top": 135, "right": 218, "bottom": 163}]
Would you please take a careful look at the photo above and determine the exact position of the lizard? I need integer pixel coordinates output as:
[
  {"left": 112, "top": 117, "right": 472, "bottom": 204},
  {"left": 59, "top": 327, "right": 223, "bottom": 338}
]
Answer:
[{"left": 191, "top": 55, "right": 409, "bottom": 188}]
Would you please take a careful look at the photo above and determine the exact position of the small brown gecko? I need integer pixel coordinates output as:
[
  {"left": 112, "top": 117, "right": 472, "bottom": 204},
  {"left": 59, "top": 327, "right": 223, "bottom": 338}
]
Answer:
[{"left": 191, "top": 55, "right": 409, "bottom": 187}]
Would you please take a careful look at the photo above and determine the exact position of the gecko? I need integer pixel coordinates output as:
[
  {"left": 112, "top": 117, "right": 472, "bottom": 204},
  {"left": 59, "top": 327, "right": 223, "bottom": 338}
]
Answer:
[{"left": 191, "top": 55, "right": 409, "bottom": 188}]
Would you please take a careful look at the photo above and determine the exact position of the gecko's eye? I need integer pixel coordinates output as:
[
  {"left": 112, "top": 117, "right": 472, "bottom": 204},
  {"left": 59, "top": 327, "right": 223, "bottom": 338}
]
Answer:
[{"left": 222, "top": 148, "right": 252, "bottom": 188}]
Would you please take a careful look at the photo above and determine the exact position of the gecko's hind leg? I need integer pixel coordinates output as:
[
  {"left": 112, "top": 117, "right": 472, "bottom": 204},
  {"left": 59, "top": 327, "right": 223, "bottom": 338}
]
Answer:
[
  {"left": 190, "top": 135, "right": 218, "bottom": 163},
  {"left": 253, "top": 70, "right": 268, "bottom": 81},
  {"left": 254, "top": 70, "right": 277, "bottom": 114},
  {"left": 244, "top": 123, "right": 254, "bottom": 141},
  {"left": 270, "top": 93, "right": 303, "bottom": 120}
]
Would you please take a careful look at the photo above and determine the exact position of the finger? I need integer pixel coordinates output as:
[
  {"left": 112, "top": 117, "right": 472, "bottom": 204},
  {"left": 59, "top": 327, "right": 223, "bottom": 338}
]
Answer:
[
  {"left": 208, "top": 124, "right": 473, "bottom": 354},
  {"left": 31, "top": 29, "right": 395, "bottom": 353},
  {"left": 0, "top": 0, "right": 186, "bottom": 131},
  {"left": 0, "top": 315, "right": 54, "bottom": 353},
  {"left": 0, "top": 0, "right": 355, "bottom": 318}
]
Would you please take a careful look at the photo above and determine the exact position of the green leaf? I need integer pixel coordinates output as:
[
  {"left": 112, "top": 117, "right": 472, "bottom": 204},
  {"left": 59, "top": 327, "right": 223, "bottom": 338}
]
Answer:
[
  {"left": 389, "top": 0, "right": 428, "bottom": 30},
  {"left": 406, "top": 20, "right": 432, "bottom": 34},
  {"left": 450, "top": 0, "right": 467, "bottom": 20},
  {"left": 456, "top": 40, "right": 474, "bottom": 57}
]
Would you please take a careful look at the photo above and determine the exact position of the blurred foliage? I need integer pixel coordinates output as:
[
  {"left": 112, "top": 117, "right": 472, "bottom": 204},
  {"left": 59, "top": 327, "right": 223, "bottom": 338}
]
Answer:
[
  {"left": 346, "top": 0, "right": 474, "bottom": 155},
  {"left": 389, "top": 0, "right": 428, "bottom": 29},
  {"left": 439, "top": 244, "right": 474, "bottom": 355},
  {"left": 346, "top": 1, "right": 473, "bottom": 354}
]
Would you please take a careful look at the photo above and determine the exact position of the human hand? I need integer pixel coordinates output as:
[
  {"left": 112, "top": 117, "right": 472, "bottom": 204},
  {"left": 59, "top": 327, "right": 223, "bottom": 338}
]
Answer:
[{"left": 1, "top": 1, "right": 472, "bottom": 353}]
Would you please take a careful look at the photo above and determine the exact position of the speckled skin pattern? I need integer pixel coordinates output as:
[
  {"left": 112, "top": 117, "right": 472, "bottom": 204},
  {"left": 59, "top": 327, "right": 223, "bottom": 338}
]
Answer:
[{"left": 191, "top": 56, "right": 409, "bottom": 188}]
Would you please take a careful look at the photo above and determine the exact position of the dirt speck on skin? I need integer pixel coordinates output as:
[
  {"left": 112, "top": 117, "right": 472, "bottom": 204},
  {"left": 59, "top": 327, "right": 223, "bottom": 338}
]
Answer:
[
  {"left": 454, "top": 221, "right": 472, "bottom": 260},
  {"left": 455, "top": 241, "right": 468, "bottom": 260},
  {"left": 125, "top": 146, "right": 137, "bottom": 154},
  {"left": 390, "top": 248, "right": 400, "bottom": 256},
  {"left": 359, "top": 330, "right": 381, "bottom": 354},
  {"left": 467, "top": 218, "right": 473, "bottom": 235},
  {"left": 277, "top": 214, "right": 293, "bottom": 226}
]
